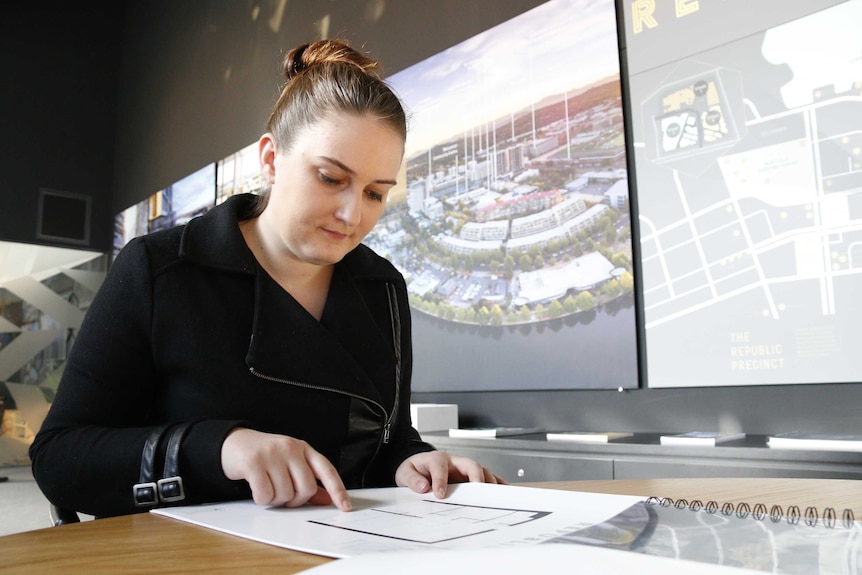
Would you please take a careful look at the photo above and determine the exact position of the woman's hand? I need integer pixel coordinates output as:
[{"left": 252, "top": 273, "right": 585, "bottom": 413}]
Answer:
[
  {"left": 395, "top": 451, "right": 506, "bottom": 499},
  {"left": 221, "top": 427, "right": 351, "bottom": 511}
]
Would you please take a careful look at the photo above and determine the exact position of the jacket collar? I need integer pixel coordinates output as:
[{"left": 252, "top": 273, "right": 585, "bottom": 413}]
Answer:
[
  {"left": 178, "top": 194, "right": 258, "bottom": 274},
  {"left": 178, "top": 194, "right": 402, "bottom": 403}
]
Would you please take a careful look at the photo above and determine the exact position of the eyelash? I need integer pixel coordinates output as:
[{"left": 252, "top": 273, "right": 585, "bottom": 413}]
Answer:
[
  {"left": 319, "top": 172, "right": 342, "bottom": 186},
  {"left": 319, "top": 172, "right": 384, "bottom": 203}
]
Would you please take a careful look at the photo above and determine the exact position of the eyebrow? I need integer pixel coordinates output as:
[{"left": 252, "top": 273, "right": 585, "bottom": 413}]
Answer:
[{"left": 320, "top": 156, "right": 398, "bottom": 186}]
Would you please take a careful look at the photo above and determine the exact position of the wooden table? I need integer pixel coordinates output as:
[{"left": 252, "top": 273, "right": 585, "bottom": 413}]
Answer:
[{"left": 2, "top": 478, "right": 859, "bottom": 574}]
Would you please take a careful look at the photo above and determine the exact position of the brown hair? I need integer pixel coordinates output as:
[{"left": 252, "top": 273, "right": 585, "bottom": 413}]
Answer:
[
  {"left": 240, "top": 40, "right": 407, "bottom": 217},
  {"left": 266, "top": 39, "right": 407, "bottom": 152}
]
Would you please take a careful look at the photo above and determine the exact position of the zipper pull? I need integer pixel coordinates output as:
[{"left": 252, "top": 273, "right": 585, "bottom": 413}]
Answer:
[{"left": 383, "top": 423, "right": 391, "bottom": 444}]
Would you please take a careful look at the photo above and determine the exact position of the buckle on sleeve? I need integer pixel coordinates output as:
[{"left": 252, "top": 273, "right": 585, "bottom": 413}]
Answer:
[
  {"left": 133, "top": 482, "right": 159, "bottom": 506},
  {"left": 157, "top": 476, "right": 185, "bottom": 502}
]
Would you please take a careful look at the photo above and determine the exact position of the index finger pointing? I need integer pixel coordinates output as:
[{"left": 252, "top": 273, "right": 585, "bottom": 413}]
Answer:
[{"left": 307, "top": 451, "right": 351, "bottom": 511}]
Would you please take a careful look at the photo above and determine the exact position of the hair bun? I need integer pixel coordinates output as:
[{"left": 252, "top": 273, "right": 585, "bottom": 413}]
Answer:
[
  {"left": 284, "top": 43, "right": 309, "bottom": 80},
  {"left": 281, "top": 39, "right": 380, "bottom": 82}
]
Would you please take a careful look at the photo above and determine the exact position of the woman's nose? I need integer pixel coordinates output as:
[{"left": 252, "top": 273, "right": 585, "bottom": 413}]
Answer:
[{"left": 335, "top": 187, "right": 362, "bottom": 226}]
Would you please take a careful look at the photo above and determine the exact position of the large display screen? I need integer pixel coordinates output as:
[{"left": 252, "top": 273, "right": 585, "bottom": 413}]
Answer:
[
  {"left": 623, "top": 0, "right": 862, "bottom": 387},
  {"left": 366, "top": 0, "right": 640, "bottom": 392}
]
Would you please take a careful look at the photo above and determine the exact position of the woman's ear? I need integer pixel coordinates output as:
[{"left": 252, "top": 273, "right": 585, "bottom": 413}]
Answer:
[{"left": 259, "top": 133, "right": 277, "bottom": 184}]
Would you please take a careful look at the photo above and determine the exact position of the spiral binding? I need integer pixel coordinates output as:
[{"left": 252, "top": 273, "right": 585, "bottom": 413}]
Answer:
[{"left": 646, "top": 496, "right": 856, "bottom": 529}]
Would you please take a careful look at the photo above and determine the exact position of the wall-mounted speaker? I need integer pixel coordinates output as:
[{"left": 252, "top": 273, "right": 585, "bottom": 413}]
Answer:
[{"left": 36, "top": 189, "right": 91, "bottom": 246}]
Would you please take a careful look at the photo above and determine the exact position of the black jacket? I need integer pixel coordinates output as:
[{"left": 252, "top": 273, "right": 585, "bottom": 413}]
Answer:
[{"left": 30, "top": 194, "right": 433, "bottom": 517}]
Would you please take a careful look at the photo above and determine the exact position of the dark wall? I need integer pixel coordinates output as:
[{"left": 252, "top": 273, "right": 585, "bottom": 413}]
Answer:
[{"left": 0, "top": 4, "right": 123, "bottom": 252}]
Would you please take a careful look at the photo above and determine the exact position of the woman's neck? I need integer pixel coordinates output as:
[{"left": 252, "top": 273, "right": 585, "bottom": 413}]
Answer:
[{"left": 240, "top": 218, "right": 333, "bottom": 320}]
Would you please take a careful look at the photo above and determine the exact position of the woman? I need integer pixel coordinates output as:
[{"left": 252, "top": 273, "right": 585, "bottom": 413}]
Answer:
[{"left": 30, "top": 39, "right": 501, "bottom": 518}]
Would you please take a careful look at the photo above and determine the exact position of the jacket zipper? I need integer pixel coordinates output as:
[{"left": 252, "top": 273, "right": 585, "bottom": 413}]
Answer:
[
  {"left": 247, "top": 282, "right": 402, "bottom": 485},
  {"left": 248, "top": 367, "right": 393, "bottom": 444},
  {"left": 384, "top": 282, "right": 401, "bottom": 448}
]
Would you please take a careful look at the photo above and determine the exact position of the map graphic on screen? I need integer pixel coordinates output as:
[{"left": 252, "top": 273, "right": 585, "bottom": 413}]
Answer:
[
  {"left": 624, "top": 0, "right": 862, "bottom": 387},
  {"left": 366, "top": 0, "right": 639, "bottom": 392}
]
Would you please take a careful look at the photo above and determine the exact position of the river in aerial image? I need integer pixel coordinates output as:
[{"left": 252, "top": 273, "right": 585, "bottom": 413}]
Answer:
[{"left": 410, "top": 294, "right": 640, "bottom": 392}]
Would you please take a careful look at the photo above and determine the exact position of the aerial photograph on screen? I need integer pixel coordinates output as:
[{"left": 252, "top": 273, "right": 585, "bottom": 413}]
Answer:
[
  {"left": 216, "top": 141, "right": 267, "bottom": 205},
  {"left": 364, "top": 0, "right": 639, "bottom": 391},
  {"left": 112, "top": 163, "right": 215, "bottom": 260},
  {"left": 624, "top": 0, "right": 862, "bottom": 387}
]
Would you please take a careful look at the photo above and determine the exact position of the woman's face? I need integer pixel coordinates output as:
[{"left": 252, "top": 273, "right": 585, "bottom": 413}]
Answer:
[{"left": 258, "top": 112, "right": 404, "bottom": 267}]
